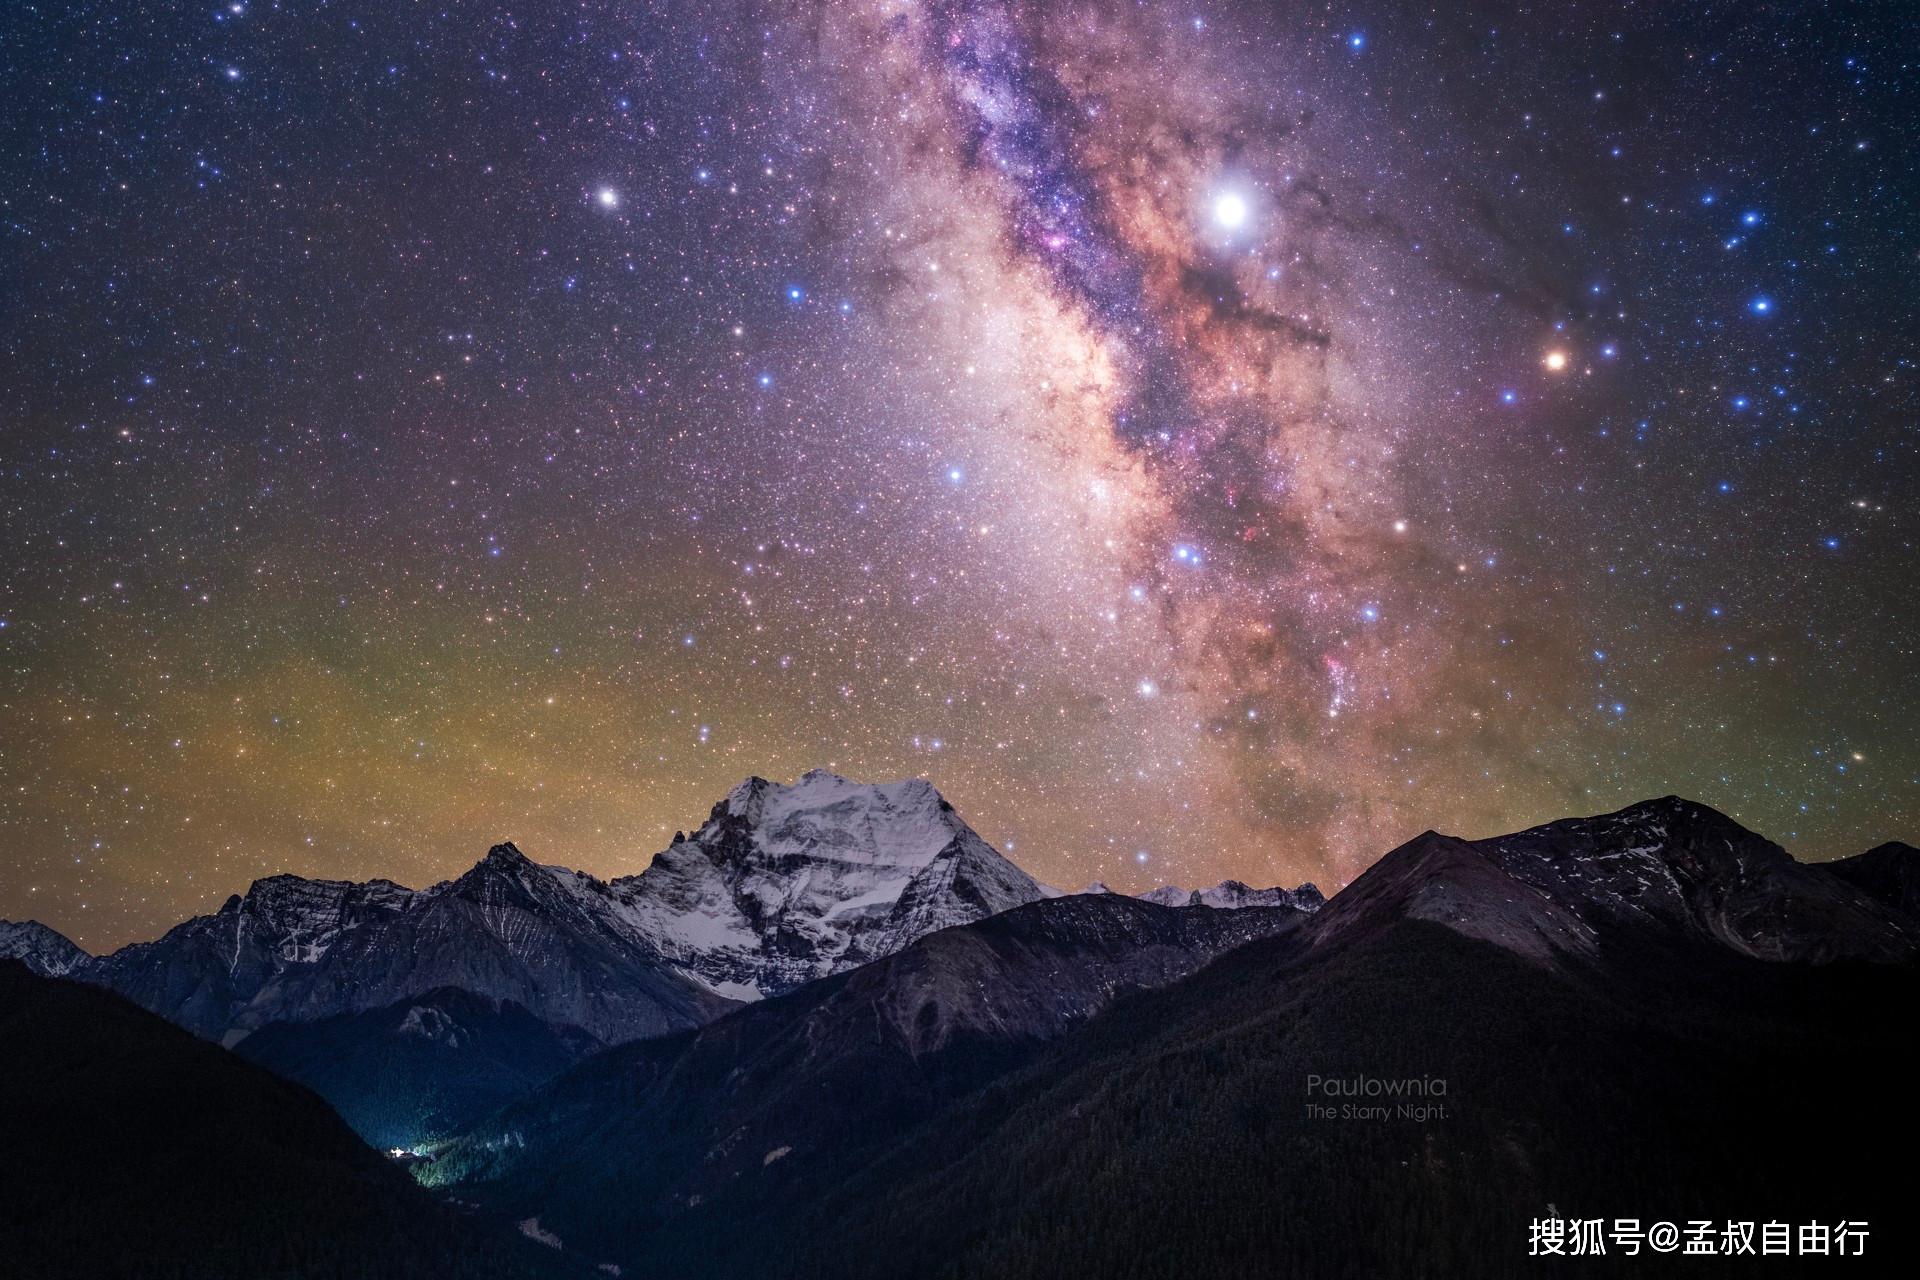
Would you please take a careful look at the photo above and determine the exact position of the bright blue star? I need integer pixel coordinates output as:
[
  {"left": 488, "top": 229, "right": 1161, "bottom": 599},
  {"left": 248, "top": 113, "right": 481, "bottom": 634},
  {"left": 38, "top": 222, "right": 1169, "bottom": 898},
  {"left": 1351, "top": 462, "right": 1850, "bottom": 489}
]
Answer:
[{"left": 1748, "top": 295, "right": 1773, "bottom": 315}]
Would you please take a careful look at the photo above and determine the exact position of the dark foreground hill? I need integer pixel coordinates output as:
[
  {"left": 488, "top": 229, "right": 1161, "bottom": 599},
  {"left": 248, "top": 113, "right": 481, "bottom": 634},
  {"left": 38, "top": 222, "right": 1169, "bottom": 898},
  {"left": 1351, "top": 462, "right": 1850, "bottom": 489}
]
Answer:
[
  {"left": 788, "top": 920, "right": 1915, "bottom": 1279},
  {"left": 0, "top": 960, "right": 569, "bottom": 1280},
  {"left": 421, "top": 893, "right": 1309, "bottom": 1254},
  {"left": 233, "top": 986, "right": 603, "bottom": 1151}
]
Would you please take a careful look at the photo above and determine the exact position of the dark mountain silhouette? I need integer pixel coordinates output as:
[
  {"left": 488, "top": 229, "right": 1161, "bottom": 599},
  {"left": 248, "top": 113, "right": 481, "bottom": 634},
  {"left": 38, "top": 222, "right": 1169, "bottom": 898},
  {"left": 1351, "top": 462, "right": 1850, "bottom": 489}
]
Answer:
[
  {"left": 234, "top": 986, "right": 603, "bottom": 1150},
  {"left": 0, "top": 960, "right": 570, "bottom": 1280},
  {"left": 1826, "top": 840, "right": 1920, "bottom": 920},
  {"left": 420, "top": 893, "right": 1311, "bottom": 1255}
]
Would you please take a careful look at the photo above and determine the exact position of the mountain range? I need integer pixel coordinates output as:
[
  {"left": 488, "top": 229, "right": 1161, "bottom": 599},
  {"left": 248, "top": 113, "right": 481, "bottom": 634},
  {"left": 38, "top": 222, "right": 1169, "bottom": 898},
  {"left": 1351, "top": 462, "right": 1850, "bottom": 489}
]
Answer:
[
  {"left": 3, "top": 770, "right": 1319, "bottom": 1149},
  {"left": 3, "top": 780, "right": 1914, "bottom": 1277},
  {"left": 403, "top": 795, "right": 1918, "bottom": 1276},
  {"left": 60, "top": 769, "right": 1061, "bottom": 1049}
]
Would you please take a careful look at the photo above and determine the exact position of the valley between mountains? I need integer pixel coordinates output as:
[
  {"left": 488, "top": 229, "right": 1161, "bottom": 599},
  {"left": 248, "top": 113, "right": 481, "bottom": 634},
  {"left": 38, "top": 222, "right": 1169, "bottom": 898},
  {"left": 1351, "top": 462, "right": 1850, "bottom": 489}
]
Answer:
[{"left": 3, "top": 773, "right": 1915, "bottom": 1278}]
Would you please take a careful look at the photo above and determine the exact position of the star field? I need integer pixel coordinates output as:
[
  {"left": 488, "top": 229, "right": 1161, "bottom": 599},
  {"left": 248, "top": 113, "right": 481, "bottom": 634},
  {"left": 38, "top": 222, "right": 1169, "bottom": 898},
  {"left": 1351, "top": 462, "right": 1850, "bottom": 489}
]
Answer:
[{"left": 2, "top": 0, "right": 1915, "bottom": 949}]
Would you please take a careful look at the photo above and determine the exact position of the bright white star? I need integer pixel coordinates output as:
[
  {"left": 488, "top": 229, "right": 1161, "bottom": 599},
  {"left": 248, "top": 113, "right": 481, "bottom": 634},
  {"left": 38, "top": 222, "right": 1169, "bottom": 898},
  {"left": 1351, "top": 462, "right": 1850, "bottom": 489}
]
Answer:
[{"left": 1213, "top": 192, "right": 1249, "bottom": 229}]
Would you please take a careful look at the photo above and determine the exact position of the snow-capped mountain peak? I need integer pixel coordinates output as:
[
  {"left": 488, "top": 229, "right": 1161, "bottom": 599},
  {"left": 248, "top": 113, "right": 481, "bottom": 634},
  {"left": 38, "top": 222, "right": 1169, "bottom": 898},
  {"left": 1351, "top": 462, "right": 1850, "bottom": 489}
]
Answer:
[
  {"left": 1140, "top": 880, "right": 1325, "bottom": 911},
  {"left": 608, "top": 771, "right": 1048, "bottom": 998},
  {"left": 708, "top": 770, "right": 963, "bottom": 868}
]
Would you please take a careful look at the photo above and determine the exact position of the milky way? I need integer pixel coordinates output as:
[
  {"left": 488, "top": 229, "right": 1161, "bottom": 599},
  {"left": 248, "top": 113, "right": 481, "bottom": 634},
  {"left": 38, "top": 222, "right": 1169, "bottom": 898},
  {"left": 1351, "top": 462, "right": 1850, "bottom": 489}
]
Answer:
[{"left": 2, "top": 1, "right": 1915, "bottom": 948}]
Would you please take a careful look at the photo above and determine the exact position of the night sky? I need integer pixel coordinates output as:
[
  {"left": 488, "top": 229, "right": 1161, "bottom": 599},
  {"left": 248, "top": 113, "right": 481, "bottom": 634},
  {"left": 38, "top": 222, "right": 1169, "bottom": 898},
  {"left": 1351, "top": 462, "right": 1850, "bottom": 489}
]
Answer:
[{"left": 3, "top": 1, "right": 1915, "bottom": 951}]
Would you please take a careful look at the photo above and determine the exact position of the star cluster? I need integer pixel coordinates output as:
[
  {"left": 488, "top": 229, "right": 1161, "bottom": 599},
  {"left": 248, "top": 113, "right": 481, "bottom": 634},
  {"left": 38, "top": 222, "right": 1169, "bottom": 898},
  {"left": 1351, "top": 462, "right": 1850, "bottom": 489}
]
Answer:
[{"left": 2, "top": 0, "right": 1915, "bottom": 949}]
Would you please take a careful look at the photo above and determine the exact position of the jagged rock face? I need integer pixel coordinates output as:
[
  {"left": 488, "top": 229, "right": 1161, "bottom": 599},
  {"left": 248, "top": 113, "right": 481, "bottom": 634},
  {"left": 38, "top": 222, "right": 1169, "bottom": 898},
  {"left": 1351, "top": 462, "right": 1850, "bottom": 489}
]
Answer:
[
  {"left": 1472, "top": 797, "right": 1916, "bottom": 963},
  {"left": 1140, "top": 880, "right": 1325, "bottom": 912},
  {"left": 1310, "top": 831, "right": 1601, "bottom": 964},
  {"left": 607, "top": 770, "right": 1050, "bottom": 998},
  {"left": 1316, "top": 797, "right": 1917, "bottom": 967},
  {"left": 90, "top": 847, "right": 732, "bottom": 1044},
  {"left": 93, "top": 875, "right": 420, "bottom": 1040},
  {"left": 0, "top": 920, "right": 89, "bottom": 977}
]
